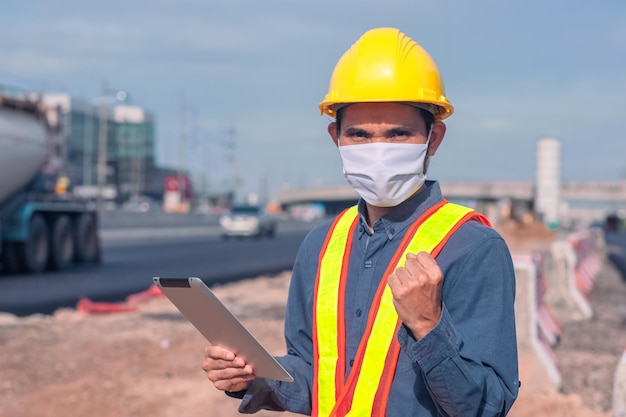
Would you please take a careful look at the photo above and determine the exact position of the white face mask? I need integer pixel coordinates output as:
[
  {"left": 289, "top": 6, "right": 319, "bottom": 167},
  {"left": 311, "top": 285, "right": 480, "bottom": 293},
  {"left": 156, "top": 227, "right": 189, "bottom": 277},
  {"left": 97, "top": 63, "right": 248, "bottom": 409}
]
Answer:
[{"left": 338, "top": 141, "right": 429, "bottom": 207}]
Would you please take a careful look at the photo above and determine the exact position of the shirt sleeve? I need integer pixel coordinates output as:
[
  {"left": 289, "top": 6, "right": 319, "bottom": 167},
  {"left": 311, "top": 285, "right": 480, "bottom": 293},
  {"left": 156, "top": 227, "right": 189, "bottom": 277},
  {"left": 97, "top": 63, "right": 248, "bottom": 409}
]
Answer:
[
  {"left": 397, "top": 232, "right": 520, "bottom": 416},
  {"left": 237, "top": 225, "right": 327, "bottom": 414}
]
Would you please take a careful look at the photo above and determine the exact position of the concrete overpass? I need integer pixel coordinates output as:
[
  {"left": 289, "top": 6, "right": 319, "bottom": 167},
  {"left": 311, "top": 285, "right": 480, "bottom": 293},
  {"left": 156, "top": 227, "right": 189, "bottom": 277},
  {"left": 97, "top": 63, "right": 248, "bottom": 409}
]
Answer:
[
  {"left": 278, "top": 181, "right": 626, "bottom": 205},
  {"left": 440, "top": 181, "right": 626, "bottom": 203},
  {"left": 277, "top": 180, "right": 626, "bottom": 221}
]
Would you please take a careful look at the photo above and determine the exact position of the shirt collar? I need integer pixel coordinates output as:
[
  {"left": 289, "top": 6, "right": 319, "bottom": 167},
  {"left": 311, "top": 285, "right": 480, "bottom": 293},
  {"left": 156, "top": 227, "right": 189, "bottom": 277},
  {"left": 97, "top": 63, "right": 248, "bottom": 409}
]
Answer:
[{"left": 357, "top": 180, "right": 444, "bottom": 240}]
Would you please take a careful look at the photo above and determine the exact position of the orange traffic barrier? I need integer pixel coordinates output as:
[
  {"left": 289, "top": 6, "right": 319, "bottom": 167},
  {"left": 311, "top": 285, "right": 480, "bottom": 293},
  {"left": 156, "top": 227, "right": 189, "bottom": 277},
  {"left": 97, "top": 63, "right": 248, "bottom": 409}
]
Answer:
[
  {"left": 76, "top": 297, "right": 137, "bottom": 314},
  {"left": 126, "top": 284, "right": 163, "bottom": 304},
  {"left": 76, "top": 284, "right": 164, "bottom": 314}
]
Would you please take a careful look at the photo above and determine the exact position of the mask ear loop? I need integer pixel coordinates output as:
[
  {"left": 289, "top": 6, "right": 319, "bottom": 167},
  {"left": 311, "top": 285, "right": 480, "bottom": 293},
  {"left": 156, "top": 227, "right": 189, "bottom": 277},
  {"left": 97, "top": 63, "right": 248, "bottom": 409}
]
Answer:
[{"left": 424, "top": 126, "right": 433, "bottom": 174}]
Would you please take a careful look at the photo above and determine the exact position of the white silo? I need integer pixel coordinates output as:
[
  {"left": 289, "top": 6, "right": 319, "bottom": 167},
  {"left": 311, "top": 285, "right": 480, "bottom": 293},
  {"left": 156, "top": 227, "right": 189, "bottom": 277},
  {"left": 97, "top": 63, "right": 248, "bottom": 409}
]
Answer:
[{"left": 535, "top": 138, "right": 561, "bottom": 229}]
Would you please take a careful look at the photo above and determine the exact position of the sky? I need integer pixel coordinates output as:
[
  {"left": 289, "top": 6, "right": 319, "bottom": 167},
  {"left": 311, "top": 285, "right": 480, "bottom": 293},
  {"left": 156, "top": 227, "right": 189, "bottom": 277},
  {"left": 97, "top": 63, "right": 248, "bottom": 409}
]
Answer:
[{"left": 2, "top": 0, "right": 625, "bottom": 201}]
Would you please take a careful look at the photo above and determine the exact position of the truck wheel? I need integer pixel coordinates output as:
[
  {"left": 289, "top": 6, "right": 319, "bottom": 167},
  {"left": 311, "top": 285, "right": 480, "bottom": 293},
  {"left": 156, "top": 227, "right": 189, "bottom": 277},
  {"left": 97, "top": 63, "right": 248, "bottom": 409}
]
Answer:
[
  {"left": 20, "top": 214, "right": 49, "bottom": 273},
  {"left": 1, "top": 243, "right": 23, "bottom": 274},
  {"left": 73, "top": 213, "right": 99, "bottom": 263},
  {"left": 48, "top": 215, "right": 74, "bottom": 270}
]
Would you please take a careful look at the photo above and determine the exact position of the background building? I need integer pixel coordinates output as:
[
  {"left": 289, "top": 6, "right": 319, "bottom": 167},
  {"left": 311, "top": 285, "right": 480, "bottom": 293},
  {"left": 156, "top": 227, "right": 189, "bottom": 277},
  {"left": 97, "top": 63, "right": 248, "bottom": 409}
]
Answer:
[
  {"left": 42, "top": 93, "right": 158, "bottom": 205},
  {"left": 110, "top": 105, "right": 156, "bottom": 201},
  {"left": 535, "top": 138, "right": 562, "bottom": 229}
]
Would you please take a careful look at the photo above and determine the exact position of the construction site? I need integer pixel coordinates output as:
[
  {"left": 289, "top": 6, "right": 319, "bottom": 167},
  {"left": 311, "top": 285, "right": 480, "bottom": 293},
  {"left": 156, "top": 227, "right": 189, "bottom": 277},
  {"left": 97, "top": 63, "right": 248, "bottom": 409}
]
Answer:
[{"left": 0, "top": 217, "right": 625, "bottom": 417}]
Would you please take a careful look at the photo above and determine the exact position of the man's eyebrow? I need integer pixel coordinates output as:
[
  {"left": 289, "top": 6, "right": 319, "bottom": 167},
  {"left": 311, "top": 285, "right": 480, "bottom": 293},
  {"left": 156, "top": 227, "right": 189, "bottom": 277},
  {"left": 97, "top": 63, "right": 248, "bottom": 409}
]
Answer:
[
  {"left": 343, "top": 127, "right": 371, "bottom": 137},
  {"left": 385, "top": 127, "right": 414, "bottom": 136}
]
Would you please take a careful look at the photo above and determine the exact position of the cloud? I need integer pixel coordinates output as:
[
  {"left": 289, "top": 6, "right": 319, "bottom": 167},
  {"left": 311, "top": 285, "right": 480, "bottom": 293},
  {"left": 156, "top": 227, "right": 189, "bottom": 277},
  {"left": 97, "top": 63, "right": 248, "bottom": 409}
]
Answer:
[{"left": 2, "top": 50, "right": 78, "bottom": 77}]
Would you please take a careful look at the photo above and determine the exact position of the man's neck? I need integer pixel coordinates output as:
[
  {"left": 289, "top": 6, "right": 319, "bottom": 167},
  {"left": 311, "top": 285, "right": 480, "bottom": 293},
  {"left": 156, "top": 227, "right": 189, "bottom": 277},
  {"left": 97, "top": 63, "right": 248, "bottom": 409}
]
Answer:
[
  {"left": 363, "top": 184, "right": 427, "bottom": 231},
  {"left": 364, "top": 204, "right": 391, "bottom": 231}
]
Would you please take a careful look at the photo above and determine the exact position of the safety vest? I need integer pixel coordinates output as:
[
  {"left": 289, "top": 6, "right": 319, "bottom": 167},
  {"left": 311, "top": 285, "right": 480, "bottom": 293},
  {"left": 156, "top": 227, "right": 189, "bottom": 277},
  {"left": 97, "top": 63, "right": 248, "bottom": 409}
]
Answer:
[{"left": 312, "top": 199, "right": 489, "bottom": 417}]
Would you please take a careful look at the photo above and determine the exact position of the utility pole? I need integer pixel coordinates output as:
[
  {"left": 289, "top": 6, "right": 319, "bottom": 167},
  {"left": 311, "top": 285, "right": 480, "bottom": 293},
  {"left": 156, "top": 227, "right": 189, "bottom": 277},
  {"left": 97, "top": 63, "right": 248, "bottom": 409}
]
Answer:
[
  {"left": 259, "top": 172, "right": 269, "bottom": 206},
  {"left": 82, "top": 111, "right": 92, "bottom": 188},
  {"left": 177, "top": 100, "right": 188, "bottom": 209},
  {"left": 95, "top": 85, "right": 127, "bottom": 211},
  {"left": 203, "top": 133, "right": 211, "bottom": 206},
  {"left": 226, "top": 126, "right": 237, "bottom": 203},
  {"left": 96, "top": 100, "right": 108, "bottom": 212}
]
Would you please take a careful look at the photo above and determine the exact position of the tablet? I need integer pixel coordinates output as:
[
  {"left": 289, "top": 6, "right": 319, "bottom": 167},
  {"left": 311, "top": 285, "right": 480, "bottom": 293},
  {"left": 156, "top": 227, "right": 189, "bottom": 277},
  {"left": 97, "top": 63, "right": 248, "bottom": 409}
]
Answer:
[{"left": 153, "top": 277, "right": 293, "bottom": 382}]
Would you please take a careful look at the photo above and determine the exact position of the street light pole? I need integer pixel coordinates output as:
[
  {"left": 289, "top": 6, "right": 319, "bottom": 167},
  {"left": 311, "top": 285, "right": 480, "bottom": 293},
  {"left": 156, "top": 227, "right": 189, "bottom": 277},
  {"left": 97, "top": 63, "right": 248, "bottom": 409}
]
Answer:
[{"left": 94, "top": 89, "right": 127, "bottom": 212}]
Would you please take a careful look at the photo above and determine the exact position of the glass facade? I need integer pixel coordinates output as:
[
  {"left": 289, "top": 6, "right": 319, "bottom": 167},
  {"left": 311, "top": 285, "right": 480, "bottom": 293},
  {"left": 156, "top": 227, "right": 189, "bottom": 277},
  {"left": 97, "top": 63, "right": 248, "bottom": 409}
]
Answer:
[
  {"left": 56, "top": 96, "right": 156, "bottom": 202},
  {"left": 64, "top": 101, "right": 99, "bottom": 188},
  {"left": 111, "top": 116, "right": 156, "bottom": 197}
]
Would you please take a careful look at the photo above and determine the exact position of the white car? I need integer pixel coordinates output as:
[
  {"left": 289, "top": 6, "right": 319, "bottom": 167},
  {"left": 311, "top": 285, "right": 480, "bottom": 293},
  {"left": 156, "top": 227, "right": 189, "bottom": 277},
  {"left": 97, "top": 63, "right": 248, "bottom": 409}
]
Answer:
[{"left": 219, "top": 205, "right": 277, "bottom": 239}]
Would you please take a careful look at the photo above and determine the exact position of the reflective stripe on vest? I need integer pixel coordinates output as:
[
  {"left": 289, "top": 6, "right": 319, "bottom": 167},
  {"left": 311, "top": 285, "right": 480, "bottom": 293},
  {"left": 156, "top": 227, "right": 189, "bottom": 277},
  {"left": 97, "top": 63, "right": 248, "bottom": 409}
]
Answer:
[{"left": 312, "top": 200, "right": 489, "bottom": 417}]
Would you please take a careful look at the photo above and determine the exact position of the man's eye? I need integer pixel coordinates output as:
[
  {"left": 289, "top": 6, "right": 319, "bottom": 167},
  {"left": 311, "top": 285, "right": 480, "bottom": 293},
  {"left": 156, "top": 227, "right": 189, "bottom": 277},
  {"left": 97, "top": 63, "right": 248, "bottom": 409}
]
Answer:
[
  {"left": 389, "top": 130, "right": 411, "bottom": 138},
  {"left": 345, "top": 131, "right": 368, "bottom": 140}
]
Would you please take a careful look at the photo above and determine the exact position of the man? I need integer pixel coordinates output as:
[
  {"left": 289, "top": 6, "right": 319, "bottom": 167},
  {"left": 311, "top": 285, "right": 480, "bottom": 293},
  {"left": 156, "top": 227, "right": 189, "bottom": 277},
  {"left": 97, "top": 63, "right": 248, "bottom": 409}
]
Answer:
[{"left": 203, "top": 27, "right": 520, "bottom": 416}]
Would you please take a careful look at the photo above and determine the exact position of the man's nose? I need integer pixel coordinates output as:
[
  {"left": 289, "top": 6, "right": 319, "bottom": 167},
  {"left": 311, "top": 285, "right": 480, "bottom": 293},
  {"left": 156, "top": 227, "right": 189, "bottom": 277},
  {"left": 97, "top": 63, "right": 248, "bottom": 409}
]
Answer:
[{"left": 370, "top": 136, "right": 389, "bottom": 143}]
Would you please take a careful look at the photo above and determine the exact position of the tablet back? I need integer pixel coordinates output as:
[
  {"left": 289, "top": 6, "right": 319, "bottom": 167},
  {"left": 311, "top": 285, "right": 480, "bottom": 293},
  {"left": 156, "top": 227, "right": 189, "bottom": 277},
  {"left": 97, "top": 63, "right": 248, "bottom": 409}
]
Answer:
[{"left": 153, "top": 277, "right": 293, "bottom": 382}]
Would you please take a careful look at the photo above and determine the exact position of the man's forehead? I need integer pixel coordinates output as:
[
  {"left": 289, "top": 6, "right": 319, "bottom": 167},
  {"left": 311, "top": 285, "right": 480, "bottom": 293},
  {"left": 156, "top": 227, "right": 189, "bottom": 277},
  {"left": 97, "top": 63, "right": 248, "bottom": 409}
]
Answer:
[
  {"left": 336, "top": 102, "right": 436, "bottom": 115},
  {"left": 340, "top": 103, "right": 426, "bottom": 125}
]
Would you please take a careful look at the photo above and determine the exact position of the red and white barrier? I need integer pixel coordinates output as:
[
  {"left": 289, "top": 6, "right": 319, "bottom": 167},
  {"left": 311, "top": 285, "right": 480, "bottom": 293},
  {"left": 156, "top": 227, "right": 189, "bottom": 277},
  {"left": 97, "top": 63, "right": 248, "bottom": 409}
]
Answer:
[
  {"left": 568, "top": 230, "right": 603, "bottom": 301},
  {"left": 513, "top": 253, "right": 562, "bottom": 391},
  {"left": 550, "top": 229, "right": 603, "bottom": 321},
  {"left": 515, "top": 253, "right": 562, "bottom": 347}
]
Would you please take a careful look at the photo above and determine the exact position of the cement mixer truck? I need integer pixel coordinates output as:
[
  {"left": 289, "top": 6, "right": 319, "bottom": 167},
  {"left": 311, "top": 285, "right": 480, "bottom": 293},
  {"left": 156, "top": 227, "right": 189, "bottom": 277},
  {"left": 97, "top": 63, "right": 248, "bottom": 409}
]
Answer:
[{"left": 0, "top": 90, "right": 100, "bottom": 273}]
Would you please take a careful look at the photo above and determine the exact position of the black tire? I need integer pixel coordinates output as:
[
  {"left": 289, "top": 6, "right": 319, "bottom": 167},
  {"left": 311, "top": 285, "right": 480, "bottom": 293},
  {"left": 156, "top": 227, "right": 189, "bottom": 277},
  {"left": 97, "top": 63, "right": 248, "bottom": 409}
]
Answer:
[
  {"left": 48, "top": 215, "right": 74, "bottom": 270},
  {"left": 19, "top": 213, "right": 49, "bottom": 273},
  {"left": 1, "top": 243, "right": 23, "bottom": 274},
  {"left": 73, "top": 213, "right": 99, "bottom": 263}
]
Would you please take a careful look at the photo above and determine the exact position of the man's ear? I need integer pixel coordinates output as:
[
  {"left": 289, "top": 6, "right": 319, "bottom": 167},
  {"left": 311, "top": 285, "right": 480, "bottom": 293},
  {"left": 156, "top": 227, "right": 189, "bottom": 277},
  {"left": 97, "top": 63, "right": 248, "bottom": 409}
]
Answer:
[
  {"left": 427, "top": 121, "right": 446, "bottom": 156},
  {"left": 328, "top": 122, "right": 339, "bottom": 147}
]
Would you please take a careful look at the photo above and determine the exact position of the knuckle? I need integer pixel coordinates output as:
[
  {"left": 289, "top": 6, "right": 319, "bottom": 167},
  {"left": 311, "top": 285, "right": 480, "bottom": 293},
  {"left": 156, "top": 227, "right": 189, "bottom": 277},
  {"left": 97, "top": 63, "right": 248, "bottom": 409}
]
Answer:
[
  {"left": 395, "top": 286, "right": 410, "bottom": 299},
  {"left": 207, "top": 371, "right": 219, "bottom": 383},
  {"left": 430, "top": 270, "right": 443, "bottom": 282},
  {"left": 214, "top": 380, "right": 230, "bottom": 391},
  {"left": 208, "top": 366, "right": 227, "bottom": 380}
]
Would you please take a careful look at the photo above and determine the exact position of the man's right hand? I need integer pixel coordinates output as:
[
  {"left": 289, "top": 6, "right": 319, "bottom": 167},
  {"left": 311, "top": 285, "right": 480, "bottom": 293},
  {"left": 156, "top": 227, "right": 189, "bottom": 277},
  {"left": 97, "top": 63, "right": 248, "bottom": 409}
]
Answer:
[{"left": 202, "top": 344, "right": 256, "bottom": 392}]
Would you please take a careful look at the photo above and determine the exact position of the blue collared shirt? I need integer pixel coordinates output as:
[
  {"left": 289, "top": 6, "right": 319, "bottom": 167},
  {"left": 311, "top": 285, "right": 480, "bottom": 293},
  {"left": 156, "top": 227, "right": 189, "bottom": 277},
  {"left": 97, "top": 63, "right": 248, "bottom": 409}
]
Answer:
[{"left": 234, "top": 181, "right": 519, "bottom": 416}]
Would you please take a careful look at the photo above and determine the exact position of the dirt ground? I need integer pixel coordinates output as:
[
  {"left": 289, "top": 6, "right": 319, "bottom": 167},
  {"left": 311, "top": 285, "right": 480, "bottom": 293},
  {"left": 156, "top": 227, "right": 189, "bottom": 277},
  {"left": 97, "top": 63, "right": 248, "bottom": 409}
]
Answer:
[{"left": 1, "top": 226, "right": 625, "bottom": 417}]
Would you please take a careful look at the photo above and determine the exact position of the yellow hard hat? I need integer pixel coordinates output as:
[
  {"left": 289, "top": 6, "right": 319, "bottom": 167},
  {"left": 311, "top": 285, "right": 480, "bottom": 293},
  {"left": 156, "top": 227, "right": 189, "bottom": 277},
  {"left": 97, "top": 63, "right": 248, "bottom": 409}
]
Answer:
[{"left": 319, "top": 27, "right": 454, "bottom": 120}]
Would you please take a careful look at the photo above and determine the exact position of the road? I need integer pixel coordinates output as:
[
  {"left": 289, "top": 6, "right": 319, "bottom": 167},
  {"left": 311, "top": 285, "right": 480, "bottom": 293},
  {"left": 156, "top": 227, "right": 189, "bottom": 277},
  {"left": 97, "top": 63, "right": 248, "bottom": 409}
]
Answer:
[{"left": 0, "top": 213, "right": 324, "bottom": 316}]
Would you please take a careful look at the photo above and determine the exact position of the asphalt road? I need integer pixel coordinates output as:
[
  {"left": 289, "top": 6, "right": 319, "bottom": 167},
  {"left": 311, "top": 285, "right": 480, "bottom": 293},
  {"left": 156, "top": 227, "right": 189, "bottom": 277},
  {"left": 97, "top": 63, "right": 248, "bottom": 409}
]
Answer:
[{"left": 0, "top": 213, "right": 324, "bottom": 316}]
